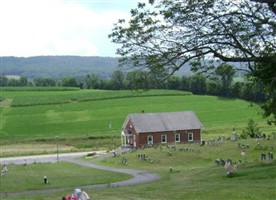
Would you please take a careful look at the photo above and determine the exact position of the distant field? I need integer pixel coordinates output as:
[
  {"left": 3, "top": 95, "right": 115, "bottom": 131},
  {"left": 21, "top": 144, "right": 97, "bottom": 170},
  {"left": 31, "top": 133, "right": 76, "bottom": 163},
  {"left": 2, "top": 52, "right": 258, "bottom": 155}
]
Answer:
[
  {"left": 0, "top": 88, "right": 273, "bottom": 151},
  {"left": 0, "top": 88, "right": 190, "bottom": 106},
  {"left": 5, "top": 75, "right": 21, "bottom": 80}
]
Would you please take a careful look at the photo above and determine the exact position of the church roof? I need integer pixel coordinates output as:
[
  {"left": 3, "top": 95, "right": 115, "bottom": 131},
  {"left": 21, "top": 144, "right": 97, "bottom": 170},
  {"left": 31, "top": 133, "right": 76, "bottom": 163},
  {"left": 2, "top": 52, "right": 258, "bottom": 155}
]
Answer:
[{"left": 123, "top": 111, "right": 203, "bottom": 133}]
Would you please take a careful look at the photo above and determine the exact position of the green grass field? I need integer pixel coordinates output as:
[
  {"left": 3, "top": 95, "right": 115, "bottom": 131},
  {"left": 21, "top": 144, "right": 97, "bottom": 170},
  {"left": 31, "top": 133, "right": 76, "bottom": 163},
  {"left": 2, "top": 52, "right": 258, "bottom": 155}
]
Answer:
[
  {"left": 0, "top": 162, "right": 132, "bottom": 193},
  {"left": 1, "top": 89, "right": 274, "bottom": 156},
  {"left": 0, "top": 88, "right": 275, "bottom": 199}
]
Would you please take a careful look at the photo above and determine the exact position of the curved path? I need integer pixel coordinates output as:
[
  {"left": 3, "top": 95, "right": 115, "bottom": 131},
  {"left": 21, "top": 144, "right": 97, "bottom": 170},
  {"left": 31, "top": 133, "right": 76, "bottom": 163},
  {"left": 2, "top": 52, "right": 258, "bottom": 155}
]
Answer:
[{"left": 0, "top": 148, "right": 161, "bottom": 197}]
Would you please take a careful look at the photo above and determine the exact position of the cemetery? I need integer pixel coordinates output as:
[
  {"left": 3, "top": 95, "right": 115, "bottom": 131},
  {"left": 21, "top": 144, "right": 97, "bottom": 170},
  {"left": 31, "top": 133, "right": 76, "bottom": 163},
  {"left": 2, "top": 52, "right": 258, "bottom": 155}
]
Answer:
[{"left": 0, "top": 131, "right": 275, "bottom": 200}]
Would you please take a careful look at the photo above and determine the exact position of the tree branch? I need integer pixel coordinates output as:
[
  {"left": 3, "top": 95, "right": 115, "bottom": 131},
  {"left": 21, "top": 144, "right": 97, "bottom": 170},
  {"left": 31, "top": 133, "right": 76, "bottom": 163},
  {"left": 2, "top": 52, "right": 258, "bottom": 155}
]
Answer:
[{"left": 250, "top": 0, "right": 276, "bottom": 14}]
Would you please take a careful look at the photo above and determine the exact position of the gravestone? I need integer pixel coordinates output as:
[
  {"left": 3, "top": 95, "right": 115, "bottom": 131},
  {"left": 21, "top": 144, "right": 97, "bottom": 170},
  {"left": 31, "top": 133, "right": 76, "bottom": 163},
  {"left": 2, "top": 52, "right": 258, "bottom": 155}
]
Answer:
[
  {"left": 214, "top": 159, "right": 220, "bottom": 166},
  {"left": 121, "top": 157, "right": 127, "bottom": 165},
  {"left": 44, "top": 176, "right": 48, "bottom": 184},
  {"left": 231, "top": 131, "right": 237, "bottom": 141},
  {"left": 220, "top": 159, "right": 225, "bottom": 166},
  {"left": 260, "top": 153, "right": 266, "bottom": 161},
  {"left": 268, "top": 152, "right": 273, "bottom": 160}
]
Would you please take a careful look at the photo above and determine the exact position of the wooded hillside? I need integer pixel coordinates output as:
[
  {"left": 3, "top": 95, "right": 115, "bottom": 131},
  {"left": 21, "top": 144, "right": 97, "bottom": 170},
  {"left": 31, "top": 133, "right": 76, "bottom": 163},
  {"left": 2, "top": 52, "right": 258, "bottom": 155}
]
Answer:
[
  {"left": 1, "top": 56, "right": 119, "bottom": 80},
  {"left": 1, "top": 56, "right": 245, "bottom": 82}
]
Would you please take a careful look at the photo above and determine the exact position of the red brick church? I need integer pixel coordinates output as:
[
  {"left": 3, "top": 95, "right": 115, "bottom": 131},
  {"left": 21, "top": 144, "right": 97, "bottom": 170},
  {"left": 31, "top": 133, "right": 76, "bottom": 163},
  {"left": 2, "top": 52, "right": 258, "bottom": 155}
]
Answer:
[{"left": 121, "top": 111, "right": 203, "bottom": 148}]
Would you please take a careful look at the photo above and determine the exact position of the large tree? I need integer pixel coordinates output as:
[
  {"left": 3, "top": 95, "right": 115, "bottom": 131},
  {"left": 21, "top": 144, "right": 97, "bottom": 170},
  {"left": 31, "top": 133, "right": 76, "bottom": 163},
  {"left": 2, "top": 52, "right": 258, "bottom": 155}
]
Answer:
[
  {"left": 109, "top": 0, "right": 276, "bottom": 123},
  {"left": 215, "top": 64, "right": 235, "bottom": 96}
]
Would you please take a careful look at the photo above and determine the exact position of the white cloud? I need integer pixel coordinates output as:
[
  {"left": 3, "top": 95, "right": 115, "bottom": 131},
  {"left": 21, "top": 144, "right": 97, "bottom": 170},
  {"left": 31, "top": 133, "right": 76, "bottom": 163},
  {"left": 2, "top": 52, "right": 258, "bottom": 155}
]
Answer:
[{"left": 0, "top": 0, "right": 136, "bottom": 57}]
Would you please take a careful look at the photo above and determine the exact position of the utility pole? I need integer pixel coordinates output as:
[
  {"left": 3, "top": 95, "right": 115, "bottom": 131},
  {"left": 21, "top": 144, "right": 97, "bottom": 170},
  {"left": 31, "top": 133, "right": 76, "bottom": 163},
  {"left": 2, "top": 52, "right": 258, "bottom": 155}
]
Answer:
[
  {"left": 56, "top": 136, "right": 59, "bottom": 163},
  {"left": 109, "top": 121, "right": 113, "bottom": 143}
]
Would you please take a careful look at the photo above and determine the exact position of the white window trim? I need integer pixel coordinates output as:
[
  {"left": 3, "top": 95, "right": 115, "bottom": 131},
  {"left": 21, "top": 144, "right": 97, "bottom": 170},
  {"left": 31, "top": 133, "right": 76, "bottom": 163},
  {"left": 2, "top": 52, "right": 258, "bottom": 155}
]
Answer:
[
  {"left": 175, "top": 133, "right": 180, "bottom": 143},
  {"left": 161, "top": 134, "right": 167, "bottom": 144},
  {"left": 188, "top": 132, "right": 193, "bottom": 142},
  {"left": 147, "top": 135, "right": 153, "bottom": 145}
]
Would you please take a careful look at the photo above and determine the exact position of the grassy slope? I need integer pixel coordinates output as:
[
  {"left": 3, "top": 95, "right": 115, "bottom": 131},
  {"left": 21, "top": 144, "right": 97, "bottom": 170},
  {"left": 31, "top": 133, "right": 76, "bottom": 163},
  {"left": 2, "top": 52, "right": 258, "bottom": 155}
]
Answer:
[
  {"left": 1, "top": 139, "right": 275, "bottom": 200},
  {"left": 0, "top": 162, "right": 132, "bottom": 193},
  {"left": 1, "top": 90, "right": 271, "bottom": 140},
  {"left": 91, "top": 139, "right": 276, "bottom": 200},
  {"left": 1, "top": 89, "right": 274, "bottom": 154},
  {"left": 0, "top": 89, "right": 275, "bottom": 200}
]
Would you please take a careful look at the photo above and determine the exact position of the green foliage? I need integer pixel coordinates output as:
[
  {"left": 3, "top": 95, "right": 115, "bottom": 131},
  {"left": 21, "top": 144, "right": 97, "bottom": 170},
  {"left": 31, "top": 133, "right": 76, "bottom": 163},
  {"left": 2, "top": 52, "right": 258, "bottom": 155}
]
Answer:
[
  {"left": 215, "top": 64, "right": 235, "bottom": 96},
  {"left": 85, "top": 73, "right": 100, "bottom": 89},
  {"left": 0, "top": 75, "right": 8, "bottom": 86},
  {"left": 189, "top": 74, "right": 206, "bottom": 94},
  {"left": 60, "top": 77, "right": 79, "bottom": 87},
  {"left": 252, "top": 56, "right": 276, "bottom": 125},
  {"left": 110, "top": 0, "right": 275, "bottom": 74},
  {"left": 33, "top": 77, "right": 56, "bottom": 86},
  {"left": 242, "top": 118, "right": 260, "bottom": 138},
  {"left": 110, "top": 70, "right": 125, "bottom": 90},
  {"left": 109, "top": 0, "right": 276, "bottom": 123}
]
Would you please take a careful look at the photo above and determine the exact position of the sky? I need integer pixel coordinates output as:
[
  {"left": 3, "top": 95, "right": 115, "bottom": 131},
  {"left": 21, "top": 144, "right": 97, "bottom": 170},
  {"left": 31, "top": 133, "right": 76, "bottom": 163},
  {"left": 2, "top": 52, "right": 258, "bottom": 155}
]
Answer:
[{"left": 0, "top": 0, "right": 146, "bottom": 57}]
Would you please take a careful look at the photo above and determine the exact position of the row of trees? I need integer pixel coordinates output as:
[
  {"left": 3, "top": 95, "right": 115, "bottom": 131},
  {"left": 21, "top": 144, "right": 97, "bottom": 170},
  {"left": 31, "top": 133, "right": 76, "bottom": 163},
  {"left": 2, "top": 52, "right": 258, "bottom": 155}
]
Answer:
[
  {"left": 0, "top": 76, "right": 28, "bottom": 87},
  {"left": 0, "top": 75, "right": 80, "bottom": 88},
  {"left": 0, "top": 62, "right": 266, "bottom": 104}
]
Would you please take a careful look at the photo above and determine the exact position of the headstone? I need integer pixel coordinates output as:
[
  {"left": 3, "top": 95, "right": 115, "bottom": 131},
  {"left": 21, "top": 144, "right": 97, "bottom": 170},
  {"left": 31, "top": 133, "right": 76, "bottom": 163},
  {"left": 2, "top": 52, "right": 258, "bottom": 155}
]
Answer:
[
  {"left": 226, "top": 159, "right": 232, "bottom": 165},
  {"left": 121, "top": 157, "right": 127, "bottom": 165},
  {"left": 220, "top": 159, "right": 225, "bottom": 166},
  {"left": 74, "top": 188, "right": 82, "bottom": 197},
  {"left": 78, "top": 191, "right": 90, "bottom": 200},
  {"left": 44, "top": 176, "right": 48, "bottom": 184},
  {"left": 214, "top": 159, "right": 220, "bottom": 166},
  {"left": 268, "top": 152, "right": 273, "bottom": 160},
  {"left": 260, "top": 153, "right": 266, "bottom": 161},
  {"left": 226, "top": 171, "right": 234, "bottom": 177},
  {"left": 1, "top": 165, "right": 8, "bottom": 176},
  {"left": 233, "top": 164, "right": 237, "bottom": 172},
  {"left": 139, "top": 154, "right": 146, "bottom": 160},
  {"left": 231, "top": 131, "right": 237, "bottom": 141}
]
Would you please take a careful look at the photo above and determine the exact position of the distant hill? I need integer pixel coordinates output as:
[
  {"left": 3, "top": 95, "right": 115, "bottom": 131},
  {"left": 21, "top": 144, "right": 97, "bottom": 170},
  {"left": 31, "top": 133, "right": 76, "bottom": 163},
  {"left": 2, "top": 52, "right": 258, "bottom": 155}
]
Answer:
[
  {"left": 0, "top": 56, "right": 246, "bottom": 81},
  {"left": 0, "top": 56, "right": 119, "bottom": 80}
]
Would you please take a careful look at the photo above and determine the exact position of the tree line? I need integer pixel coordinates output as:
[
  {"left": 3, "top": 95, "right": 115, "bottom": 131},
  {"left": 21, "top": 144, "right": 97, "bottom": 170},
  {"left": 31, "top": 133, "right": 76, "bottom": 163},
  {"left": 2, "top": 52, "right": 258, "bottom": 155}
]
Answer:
[{"left": 0, "top": 62, "right": 266, "bottom": 104}]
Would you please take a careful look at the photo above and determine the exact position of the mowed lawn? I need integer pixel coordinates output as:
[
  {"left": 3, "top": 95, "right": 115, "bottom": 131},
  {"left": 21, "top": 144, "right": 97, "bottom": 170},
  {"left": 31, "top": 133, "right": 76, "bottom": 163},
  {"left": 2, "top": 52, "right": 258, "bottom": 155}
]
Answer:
[
  {"left": 1, "top": 139, "right": 275, "bottom": 200},
  {"left": 0, "top": 89, "right": 271, "bottom": 143},
  {"left": 0, "top": 162, "right": 132, "bottom": 193}
]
